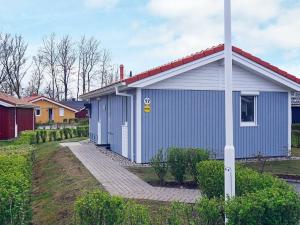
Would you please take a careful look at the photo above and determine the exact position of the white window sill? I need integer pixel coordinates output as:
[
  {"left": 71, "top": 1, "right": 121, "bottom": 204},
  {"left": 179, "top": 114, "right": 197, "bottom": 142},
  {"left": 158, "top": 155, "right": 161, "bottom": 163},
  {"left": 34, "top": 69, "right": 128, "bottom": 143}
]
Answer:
[{"left": 240, "top": 122, "right": 258, "bottom": 127}]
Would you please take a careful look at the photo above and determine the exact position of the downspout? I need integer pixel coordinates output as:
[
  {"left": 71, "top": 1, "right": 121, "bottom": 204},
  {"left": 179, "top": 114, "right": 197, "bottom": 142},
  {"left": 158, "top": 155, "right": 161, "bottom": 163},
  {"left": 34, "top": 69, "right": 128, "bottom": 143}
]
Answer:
[{"left": 115, "top": 86, "right": 134, "bottom": 162}]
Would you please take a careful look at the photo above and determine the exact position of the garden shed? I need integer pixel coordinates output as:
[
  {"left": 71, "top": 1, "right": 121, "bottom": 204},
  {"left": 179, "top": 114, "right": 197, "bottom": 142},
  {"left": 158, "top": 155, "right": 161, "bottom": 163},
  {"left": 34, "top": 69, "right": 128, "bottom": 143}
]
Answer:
[
  {"left": 0, "top": 92, "right": 35, "bottom": 140},
  {"left": 80, "top": 44, "right": 300, "bottom": 163}
]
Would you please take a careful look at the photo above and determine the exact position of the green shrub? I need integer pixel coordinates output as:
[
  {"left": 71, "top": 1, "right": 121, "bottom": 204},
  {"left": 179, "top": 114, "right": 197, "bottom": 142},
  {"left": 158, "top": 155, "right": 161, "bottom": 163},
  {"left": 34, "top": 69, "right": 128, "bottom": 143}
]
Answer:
[
  {"left": 122, "top": 201, "right": 151, "bottom": 225},
  {"left": 40, "top": 130, "right": 47, "bottom": 143},
  {"left": 196, "top": 160, "right": 224, "bottom": 198},
  {"left": 13, "top": 130, "right": 37, "bottom": 145},
  {"left": 167, "top": 148, "right": 188, "bottom": 184},
  {"left": 163, "top": 202, "right": 195, "bottom": 225},
  {"left": 68, "top": 128, "right": 73, "bottom": 138},
  {"left": 63, "top": 128, "right": 68, "bottom": 139},
  {"left": 226, "top": 187, "right": 300, "bottom": 225},
  {"left": 59, "top": 129, "right": 64, "bottom": 140},
  {"left": 74, "top": 190, "right": 125, "bottom": 225},
  {"left": 0, "top": 145, "right": 35, "bottom": 224},
  {"left": 196, "top": 160, "right": 291, "bottom": 198},
  {"left": 150, "top": 149, "right": 168, "bottom": 184},
  {"left": 186, "top": 148, "right": 209, "bottom": 182},
  {"left": 195, "top": 197, "right": 224, "bottom": 225},
  {"left": 72, "top": 128, "right": 78, "bottom": 137},
  {"left": 36, "top": 130, "right": 40, "bottom": 143}
]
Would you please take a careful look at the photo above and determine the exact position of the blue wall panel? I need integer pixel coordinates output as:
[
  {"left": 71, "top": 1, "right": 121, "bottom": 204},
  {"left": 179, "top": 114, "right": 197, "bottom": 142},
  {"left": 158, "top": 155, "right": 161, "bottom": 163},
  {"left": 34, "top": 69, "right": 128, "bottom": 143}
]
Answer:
[
  {"left": 141, "top": 89, "right": 288, "bottom": 162},
  {"left": 99, "top": 97, "right": 108, "bottom": 144}
]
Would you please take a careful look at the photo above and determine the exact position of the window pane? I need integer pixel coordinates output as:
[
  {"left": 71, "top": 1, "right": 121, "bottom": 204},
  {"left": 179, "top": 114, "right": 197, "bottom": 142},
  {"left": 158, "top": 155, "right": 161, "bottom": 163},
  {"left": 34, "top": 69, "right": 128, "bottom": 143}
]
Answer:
[
  {"left": 59, "top": 108, "right": 64, "bottom": 116},
  {"left": 241, "top": 96, "right": 255, "bottom": 122}
]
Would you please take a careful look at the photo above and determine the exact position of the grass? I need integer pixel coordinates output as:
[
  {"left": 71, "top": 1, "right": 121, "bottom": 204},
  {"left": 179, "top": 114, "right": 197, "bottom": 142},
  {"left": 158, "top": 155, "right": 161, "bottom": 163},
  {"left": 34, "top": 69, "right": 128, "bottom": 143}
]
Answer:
[
  {"left": 292, "top": 147, "right": 300, "bottom": 157},
  {"left": 126, "top": 166, "right": 196, "bottom": 188},
  {"left": 244, "top": 160, "right": 300, "bottom": 176},
  {"left": 31, "top": 138, "right": 101, "bottom": 225}
]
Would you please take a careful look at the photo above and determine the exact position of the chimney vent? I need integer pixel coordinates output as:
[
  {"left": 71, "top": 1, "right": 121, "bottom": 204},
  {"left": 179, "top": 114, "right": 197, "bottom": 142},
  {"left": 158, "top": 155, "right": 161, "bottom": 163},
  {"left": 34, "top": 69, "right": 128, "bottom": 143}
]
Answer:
[
  {"left": 120, "top": 64, "right": 124, "bottom": 80},
  {"left": 129, "top": 70, "right": 133, "bottom": 77}
]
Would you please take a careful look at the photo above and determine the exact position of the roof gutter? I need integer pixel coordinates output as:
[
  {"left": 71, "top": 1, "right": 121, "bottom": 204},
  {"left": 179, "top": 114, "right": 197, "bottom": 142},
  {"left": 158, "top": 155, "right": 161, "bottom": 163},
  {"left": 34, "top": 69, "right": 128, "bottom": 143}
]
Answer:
[{"left": 115, "top": 85, "right": 134, "bottom": 162}]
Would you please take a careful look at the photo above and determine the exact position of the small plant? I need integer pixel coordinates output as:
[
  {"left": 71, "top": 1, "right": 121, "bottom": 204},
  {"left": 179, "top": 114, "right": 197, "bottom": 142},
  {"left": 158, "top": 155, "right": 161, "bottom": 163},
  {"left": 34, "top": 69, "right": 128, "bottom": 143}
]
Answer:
[
  {"left": 167, "top": 148, "right": 188, "bottom": 184},
  {"left": 186, "top": 148, "right": 209, "bottom": 182},
  {"left": 150, "top": 149, "right": 168, "bottom": 184},
  {"left": 59, "top": 129, "right": 63, "bottom": 140},
  {"left": 165, "top": 202, "right": 195, "bottom": 225},
  {"left": 74, "top": 190, "right": 125, "bottom": 225},
  {"left": 122, "top": 201, "right": 151, "bottom": 225},
  {"left": 36, "top": 131, "right": 40, "bottom": 144},
  {"left": 40, "top": 130, "right": 47, "bottom": 143},
  {"left": 63, "top": 128, "right": 68, "bottom": 139},
  {"left": 195, "top": 197, "right": 224, "bottom": 225}
]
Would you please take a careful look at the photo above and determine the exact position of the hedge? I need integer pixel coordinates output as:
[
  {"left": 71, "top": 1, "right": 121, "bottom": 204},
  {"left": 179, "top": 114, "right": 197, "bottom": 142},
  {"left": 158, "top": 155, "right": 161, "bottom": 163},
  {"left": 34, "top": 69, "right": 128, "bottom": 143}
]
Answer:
[
  {"left": 196, "top": 160, "right": 290, "bottom": 198},
  {"left": 226, "top": 187, "right": 300, "bottom": 225},
  {"left": 0, "top": 145, "right": 35, "bottom": 225}
]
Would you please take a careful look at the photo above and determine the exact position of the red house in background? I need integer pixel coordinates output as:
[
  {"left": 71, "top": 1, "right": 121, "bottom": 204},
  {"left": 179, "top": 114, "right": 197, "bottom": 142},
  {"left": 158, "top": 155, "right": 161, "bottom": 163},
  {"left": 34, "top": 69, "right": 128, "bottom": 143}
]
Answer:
[{"left": 0, "top": 92, "right": 35, "bottom": 140}]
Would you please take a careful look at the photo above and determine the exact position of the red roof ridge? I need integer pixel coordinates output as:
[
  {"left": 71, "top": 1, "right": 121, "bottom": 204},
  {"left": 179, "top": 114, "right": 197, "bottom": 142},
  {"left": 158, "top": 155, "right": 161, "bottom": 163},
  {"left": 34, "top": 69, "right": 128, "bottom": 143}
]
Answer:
[{"left": 124, "top": 44, "right": 300, "bottom": 85}]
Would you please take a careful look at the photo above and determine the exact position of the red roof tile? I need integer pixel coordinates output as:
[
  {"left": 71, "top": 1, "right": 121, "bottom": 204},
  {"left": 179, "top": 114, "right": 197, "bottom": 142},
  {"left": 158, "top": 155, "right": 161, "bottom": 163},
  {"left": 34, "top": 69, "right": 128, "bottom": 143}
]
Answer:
[
  {"left": 124, "top": 44, "right": 300, "bottom": 85},
  {"left": 0, "top": 92, "right": 35, "bottom": 107}
]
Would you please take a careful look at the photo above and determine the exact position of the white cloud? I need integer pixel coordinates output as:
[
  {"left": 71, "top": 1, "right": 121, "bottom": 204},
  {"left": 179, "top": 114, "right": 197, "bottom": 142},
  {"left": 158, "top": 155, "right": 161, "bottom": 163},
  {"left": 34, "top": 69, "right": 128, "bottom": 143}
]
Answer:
[
  {"left": 129, "top": 0, "right": 300, "bottom": 75},
  {"left": 84, "top": 0, "right": 118, "bottom": 9}
]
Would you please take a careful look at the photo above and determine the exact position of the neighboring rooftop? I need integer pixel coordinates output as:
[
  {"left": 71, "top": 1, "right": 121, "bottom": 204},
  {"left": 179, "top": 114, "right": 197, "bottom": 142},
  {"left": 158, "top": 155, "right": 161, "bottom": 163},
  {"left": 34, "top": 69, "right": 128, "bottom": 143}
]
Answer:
[
  {"left": 0, "top": 92, "right": 35, "bottom": 108},
  {"left": 60, "top": 100, "right": 87, "bottom": 111}
]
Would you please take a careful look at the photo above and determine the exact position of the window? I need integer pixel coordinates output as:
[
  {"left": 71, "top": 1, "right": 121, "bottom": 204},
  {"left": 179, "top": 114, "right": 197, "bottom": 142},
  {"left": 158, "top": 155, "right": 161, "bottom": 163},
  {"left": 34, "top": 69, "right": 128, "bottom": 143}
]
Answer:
[
  {"left": 35, "top": 108, "right": 41, "bottom": 116},
  {"left": 59, "top": 108, "right": 64, "bottom": 117},
  {"left": 241, "top": 95, "right": 257, "bottom": 126}
]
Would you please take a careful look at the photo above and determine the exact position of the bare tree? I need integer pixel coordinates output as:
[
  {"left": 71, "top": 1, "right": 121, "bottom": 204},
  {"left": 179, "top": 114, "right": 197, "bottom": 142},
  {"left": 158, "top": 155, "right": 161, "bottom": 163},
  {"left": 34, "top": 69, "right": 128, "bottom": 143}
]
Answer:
[
  {"left": 24, "top": 55, "right": 45, "bottom": 96},
  {"left": 77, "top": 36, "right": 101, "bottom": 96},
  {"left": 39, "top": 33, "right": 58, "bottom": 99},
  {"left": 0, "top": 34, "right": 28, "bottom": 98},
  {"left": 0, "top": 34, "right": 7, "bottom": 86},
  {"left": 100, "top": 49, "right": 113, "bottom": 87},
  {"left": 57, "top": 36, "right": 76, "bottom": 100}
]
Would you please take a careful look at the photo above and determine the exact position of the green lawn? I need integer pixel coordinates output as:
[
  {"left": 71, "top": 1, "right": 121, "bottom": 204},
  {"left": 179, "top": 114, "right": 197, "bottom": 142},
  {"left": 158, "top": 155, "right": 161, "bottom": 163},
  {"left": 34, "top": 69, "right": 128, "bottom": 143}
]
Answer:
[
  {"left": 31, "top": 139, "right": 101, "bottom": 225},
  {"left": 292, "top": 147, "right": 300, "bottom": 157},
  {"left": 244, "top": 160, "right": 300, "bottom": 176},
  {"left": 126, "top": 166, "right": 196, "bottom": 188}
]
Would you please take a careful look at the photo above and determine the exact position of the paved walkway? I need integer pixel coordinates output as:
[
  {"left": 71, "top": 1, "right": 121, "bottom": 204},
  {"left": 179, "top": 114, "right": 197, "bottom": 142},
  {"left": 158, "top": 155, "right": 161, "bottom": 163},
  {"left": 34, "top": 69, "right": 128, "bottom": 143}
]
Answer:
[{"left": 61, "top": 142, "right": 200, "bottom": 203}]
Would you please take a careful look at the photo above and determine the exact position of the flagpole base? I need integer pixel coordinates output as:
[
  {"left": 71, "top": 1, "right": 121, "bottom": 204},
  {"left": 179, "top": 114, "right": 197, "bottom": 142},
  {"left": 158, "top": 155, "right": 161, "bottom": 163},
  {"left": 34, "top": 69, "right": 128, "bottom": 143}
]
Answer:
[{"left": 224, "top": 145, "right": 235, "bottom": 200}]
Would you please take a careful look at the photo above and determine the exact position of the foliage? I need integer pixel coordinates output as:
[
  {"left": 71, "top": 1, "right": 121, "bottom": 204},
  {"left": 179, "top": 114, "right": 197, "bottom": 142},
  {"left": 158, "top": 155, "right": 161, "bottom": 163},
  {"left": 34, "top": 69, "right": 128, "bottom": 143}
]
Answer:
[
  {"left": 186, "top": 148, "right": 209, "bottom": 182},
  {"left": 74, "top": 190, "right": 125, "bottom": 225},
  {"left": 226, "top": 187, "right": 300, "bottom": 225},
  {"left": 195, "top": 197, "right": 224, "bottom": 225},
  {"left": 150, "top": 149, "right": 168, "bottom": 184},
  {"left": 167, "top": 148, "right": 188, "bottom": 184},
  {"left": 122, "top": 201, "right": 151, "bottom": 225},
  {"left": 0, "top": 145, "right": 35, "bottom": 225},
  {"left": 196, "top": 160, "right": 291, "bottom": 198},
  {"left": 165, "top": 202, "right": 195, "bottom": 225},
  {"left": 40, "top": 130, "right": 47, "bottom": 143}
]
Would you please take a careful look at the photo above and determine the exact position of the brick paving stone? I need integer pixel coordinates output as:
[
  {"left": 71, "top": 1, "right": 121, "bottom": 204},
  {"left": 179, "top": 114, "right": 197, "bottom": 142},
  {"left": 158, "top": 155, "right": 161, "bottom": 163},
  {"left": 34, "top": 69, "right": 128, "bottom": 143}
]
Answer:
[{"left": 61, "top": 142, "right": 201, "bottom": 203}]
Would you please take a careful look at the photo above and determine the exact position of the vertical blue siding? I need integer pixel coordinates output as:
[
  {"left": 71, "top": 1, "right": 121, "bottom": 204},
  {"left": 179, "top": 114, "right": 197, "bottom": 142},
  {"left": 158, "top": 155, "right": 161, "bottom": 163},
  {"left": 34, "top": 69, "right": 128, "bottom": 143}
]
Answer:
[
  {"left": 141, "top": 89, "right": 288, "bottom": 163},
  {"left": 141, "top": 89, "right": 225, "bottom": 162},
  {"left": 233, "top": 92, "right": 288, "bottom": 158}
]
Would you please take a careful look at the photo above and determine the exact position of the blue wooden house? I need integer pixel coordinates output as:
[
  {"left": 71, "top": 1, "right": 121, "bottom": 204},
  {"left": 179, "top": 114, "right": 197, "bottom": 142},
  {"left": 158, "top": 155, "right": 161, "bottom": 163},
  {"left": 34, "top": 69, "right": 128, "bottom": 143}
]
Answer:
[{"left": 81, "top": 45, "right": 300, "bottom": 163}]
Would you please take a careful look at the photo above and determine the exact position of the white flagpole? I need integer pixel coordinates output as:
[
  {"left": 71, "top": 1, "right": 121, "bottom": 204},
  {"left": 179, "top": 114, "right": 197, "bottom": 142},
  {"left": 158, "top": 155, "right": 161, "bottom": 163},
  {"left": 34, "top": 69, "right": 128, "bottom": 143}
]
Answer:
[{"left": 224, "top": 0, "right": 235, "bottom": 204}]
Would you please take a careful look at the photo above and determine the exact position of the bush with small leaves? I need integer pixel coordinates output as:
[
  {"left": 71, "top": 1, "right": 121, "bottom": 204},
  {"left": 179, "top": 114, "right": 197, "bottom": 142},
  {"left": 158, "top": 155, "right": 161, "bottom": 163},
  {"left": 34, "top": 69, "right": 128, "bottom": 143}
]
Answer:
[
  {"left": 226, "top": 187, "right": 300, "bottom": 225},
  {"left": 167, "top": 148, "right": 188, "bottom": 184},
  {"left": 186, "top": 148, "right": 209, "bottom": 182},
  {"left": 150, "top": 149, "right": 168, "bottom": 184},
  {"left": 195, "top": 197, "right": 224, "bottom": 225},
  {"left": 74, "top": 190, "right": 125, "bottom": 225},
  {"left": 122, "top": 201, "right": 151, "bottom": 225}
]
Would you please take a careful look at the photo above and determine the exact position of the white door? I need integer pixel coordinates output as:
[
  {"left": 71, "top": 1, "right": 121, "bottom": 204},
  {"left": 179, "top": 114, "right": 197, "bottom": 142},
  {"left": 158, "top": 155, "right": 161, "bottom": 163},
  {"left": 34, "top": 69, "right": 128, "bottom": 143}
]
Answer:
[{"left": 121, "top": 122, "right": 128, "bottom": 157}]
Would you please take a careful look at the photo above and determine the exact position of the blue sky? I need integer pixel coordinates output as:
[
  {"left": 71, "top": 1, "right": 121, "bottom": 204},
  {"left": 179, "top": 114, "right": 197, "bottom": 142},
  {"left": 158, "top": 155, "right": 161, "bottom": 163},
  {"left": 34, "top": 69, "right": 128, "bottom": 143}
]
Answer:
[{"left": 1, "top": 0, "right": 300, "bottom": 80}]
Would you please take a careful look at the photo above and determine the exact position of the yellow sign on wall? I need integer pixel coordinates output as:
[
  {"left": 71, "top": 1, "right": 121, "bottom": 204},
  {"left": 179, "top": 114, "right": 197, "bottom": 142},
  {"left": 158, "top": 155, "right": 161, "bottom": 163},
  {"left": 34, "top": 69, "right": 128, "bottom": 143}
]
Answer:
[
  {"left": 144, "top": 97, "right": 151, "bottom": 113},
  {"left": 144, "top": 105, "right": 151, "bottom": 113}
]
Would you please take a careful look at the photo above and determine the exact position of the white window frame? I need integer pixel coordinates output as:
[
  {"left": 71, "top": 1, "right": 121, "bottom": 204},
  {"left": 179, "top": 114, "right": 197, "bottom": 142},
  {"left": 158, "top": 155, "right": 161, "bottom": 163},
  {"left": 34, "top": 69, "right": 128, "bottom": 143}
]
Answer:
[
  {"left": 240, "top": 92, "right": 259, "bottom": 127},
  {"left": 35, "top": 108, "right": 41, "bottom": 116},
  {"left": 59, "top": 108, "right": 65, "bottom": 117}
]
